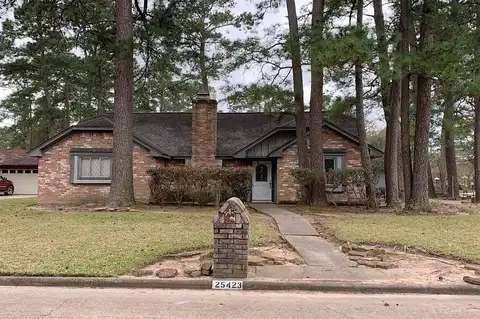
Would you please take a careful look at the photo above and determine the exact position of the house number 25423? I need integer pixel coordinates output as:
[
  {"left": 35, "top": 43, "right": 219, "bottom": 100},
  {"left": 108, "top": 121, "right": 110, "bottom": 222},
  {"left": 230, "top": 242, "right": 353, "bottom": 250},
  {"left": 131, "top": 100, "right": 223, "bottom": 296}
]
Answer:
[{"left": 212, "top": 280, "right": 243, "bottom": 290}]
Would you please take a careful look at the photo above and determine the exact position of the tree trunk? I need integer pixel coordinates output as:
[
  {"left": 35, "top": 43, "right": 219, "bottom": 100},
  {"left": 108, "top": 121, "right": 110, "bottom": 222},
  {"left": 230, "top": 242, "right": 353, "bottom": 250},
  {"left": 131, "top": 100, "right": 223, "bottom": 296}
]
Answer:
[
  {"left": 63, "top": 80, "right": 71, "bottom": 129},
  {"left": 87, "top": 72, "right": 93, "bottom": 112},
  {"left": 309, "top": 0, "right": 328, "bottom": 206},
  {"left": 43, "top": 85, "right": 56, "bottom": 139},
  {"left": 397, "top": 130, "right": 404, "bottom": 199},
  {"left": 372, "top": 0, "right": 389, "bottom": 111},
  {"left": 355, "top": 0, "right": 376, "bottom": 208},
  {"left": 444, "top": 91, "right": 459, "bottom": 199},
  {"left": 143, "top": 0, "right": 148, "bottom": 15},
  {"left": 442, "top": 0, "right": 460, "bottom": 200},
  {"left": 385, "top": 79, "right": 401, "bottom": 207},
  {"left": 439, "top": 124, "right": 447, "bottom": 196},
  {"left": 400, "top": 74, "right": 413, "bottom": 202},
  {"left": 286, "top": 0, "right": 309, "bottom": 170},
  {"left": 199, "top": 32, "right": 209, "bottom": 93},
  {"left": 475, "top": 95, "right": 480, "bottom": 202},
  {"left": 428, "top": 158, "right": 436, "bottom": 198},
  {"left": 108, "top": 0, "right": 135, "bottom": 208},
  {"left": 372, "top": 0, "right": 399, "bottom": 206},
  {"left": 97, "top": 63, "right": 106, "bottom": 114},
  {"left": 400, "top": 0, "right": 412, "bottom": 203},
  {"left": 27, "top": 103, "right": 33, "bottom": 149},
  {"left": 408, "top": 0, "right": 435, "bottom": 211},
  {"left": 474, "top": 6, "right": 480, "bottom": 203}
]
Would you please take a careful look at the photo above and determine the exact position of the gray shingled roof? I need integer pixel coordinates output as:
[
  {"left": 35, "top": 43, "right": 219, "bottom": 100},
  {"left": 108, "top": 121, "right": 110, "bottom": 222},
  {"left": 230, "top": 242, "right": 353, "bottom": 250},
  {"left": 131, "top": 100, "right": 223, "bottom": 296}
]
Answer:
[
  {"left": 0, "top": 148, "right": 39, "bottom": 166},
  {"left": 52, "top": 111, "right": 368, "bottom": 158}
]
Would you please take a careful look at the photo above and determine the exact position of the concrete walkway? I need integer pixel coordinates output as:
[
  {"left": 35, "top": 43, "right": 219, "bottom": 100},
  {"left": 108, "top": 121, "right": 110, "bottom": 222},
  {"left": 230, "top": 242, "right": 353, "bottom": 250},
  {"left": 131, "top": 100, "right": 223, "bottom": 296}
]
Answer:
[
  {"left": 251, "top": 204, "right": 355, "bottom": 268},
  {"left": 250, "top": 265, "right": 389, "bottom": 281}
]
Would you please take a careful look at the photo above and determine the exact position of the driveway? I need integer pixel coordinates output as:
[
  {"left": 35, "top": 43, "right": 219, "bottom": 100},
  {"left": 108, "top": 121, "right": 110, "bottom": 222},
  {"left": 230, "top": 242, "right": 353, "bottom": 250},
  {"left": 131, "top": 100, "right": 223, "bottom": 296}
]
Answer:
[{"left": 0, "top": 195, "right": 37, "bottom": 200}]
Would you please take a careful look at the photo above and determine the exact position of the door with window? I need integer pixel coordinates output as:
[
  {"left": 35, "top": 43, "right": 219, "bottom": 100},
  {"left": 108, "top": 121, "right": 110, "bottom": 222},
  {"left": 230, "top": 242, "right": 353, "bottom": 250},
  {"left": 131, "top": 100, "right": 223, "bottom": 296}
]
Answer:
[{"left": 252, "top": 161, "right": 272, "bottom": 202}]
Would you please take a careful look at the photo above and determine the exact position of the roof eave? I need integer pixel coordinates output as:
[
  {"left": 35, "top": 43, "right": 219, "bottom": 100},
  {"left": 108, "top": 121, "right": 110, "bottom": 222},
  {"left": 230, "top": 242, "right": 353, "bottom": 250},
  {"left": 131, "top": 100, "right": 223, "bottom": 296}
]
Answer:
[
  {"left": 323, "top": 121, "right": 384, "bottom": 156},
  {"left": 28, "top": 126, "right": 172, "bottom": 159},
  {"left": 28, "top": 127, "right": 114, "bottom": 157},
  {"left": 132, "top": 135, "right": 171, "bottom": 159}
]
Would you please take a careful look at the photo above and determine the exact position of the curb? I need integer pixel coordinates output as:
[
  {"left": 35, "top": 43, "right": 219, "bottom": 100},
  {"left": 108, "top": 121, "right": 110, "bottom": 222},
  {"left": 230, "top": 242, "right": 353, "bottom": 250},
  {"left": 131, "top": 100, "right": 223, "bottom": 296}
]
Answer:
[{"left": 0, "top": 276, "right": 479, "bottom": 295}]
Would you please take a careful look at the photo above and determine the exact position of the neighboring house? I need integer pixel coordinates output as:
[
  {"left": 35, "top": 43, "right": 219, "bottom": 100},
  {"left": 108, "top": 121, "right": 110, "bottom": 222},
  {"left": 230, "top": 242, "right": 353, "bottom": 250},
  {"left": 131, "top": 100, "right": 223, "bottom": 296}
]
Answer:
[
  {"left": 28, "top": 92, "right": 383, "bottom": 204},
  {"left": 0, "top": 148, "right": 39, "bottom": 195}
]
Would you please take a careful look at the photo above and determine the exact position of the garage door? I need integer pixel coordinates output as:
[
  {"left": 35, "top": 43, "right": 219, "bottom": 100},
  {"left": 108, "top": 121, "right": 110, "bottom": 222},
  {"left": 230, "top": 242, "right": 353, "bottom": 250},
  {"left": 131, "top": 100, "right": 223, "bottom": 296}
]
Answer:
[{"left": 0, "top": 169, "right": 38, "bottom": 195}]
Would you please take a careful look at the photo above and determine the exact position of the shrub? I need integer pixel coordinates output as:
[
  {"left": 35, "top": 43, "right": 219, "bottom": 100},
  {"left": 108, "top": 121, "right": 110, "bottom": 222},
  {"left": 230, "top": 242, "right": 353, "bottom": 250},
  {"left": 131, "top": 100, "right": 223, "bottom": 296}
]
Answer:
[
  {"left": 148, "top": 168, "right": 174, "bottom": 205},
  {"left": 147, "top": 166, "right": 253, "bottom": 206},
  {"left": 290, "top": 168, "right": 316, "bottom": 204},
  {"left": 338, "top": 168, "right": 367, "bottom": 204},
  {"left": 171, "top": 166, "right": 189, "bottom": 205},
  {"left": 230, "top": 168, "right": 253, "bottom": 202},
  {"left": 291, "top": 167, "right": 372, "bottom": 205}
]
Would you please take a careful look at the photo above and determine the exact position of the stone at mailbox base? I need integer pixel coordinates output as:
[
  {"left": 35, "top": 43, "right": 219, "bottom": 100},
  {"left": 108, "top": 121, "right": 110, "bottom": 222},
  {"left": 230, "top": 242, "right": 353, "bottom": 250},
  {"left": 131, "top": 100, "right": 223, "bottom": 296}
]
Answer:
[{"left": 213, "top": 197, "right": 250, "bottom": 278}]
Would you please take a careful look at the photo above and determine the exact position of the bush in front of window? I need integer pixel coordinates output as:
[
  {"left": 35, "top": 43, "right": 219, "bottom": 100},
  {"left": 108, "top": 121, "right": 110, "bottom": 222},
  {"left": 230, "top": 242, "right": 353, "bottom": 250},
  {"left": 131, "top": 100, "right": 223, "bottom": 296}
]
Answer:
[
  {"left": 291, "top": 167, "right": 381, "bottom": 206},
  {"left": 147, "top": 166, "right": 253, "bottom": 206}
]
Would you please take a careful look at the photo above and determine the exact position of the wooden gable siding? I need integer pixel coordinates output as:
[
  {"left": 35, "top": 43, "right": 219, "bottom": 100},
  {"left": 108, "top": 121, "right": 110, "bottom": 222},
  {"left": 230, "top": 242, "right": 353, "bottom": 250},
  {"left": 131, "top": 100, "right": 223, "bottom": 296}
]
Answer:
[{"left": 245, "top": 131, "right": 295, "bottom": 158}]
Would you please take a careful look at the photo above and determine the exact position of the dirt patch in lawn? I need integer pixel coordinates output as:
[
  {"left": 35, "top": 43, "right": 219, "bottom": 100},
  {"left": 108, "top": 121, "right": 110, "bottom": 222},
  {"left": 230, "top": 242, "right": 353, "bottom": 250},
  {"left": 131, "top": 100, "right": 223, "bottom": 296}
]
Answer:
[
  {"left": 388, "top": 252, "right": 480, "bottom": 284},
  {"left": 348, "top": 245, "right": 480, "bottom": 284},
  {"left": 339, "top": 243, "right": 480, "bottom": 284},
  {"left": 304, "top": 215, "right": 480, "bottom": 285},
  {"left": 429, "top": 199, "right": 480, "bottom": 215},
  {"left": 282, "top": 199, "right": 480, "bottom": 217},
  {"left": 123, "top": 243, "right": 304, "bottom": 279}
]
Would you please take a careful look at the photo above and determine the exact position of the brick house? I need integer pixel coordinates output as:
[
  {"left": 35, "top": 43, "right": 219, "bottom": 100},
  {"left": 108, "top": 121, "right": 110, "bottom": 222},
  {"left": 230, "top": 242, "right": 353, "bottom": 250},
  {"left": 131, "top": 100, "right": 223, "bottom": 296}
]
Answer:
[{"left": 28, "top": 92, "right": 382, "bottom": 204}]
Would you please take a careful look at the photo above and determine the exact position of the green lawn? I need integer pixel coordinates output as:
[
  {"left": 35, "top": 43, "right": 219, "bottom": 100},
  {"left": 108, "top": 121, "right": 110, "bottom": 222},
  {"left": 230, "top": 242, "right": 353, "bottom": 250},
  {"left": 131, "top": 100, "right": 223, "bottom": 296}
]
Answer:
[
  {"left": 319, "top": 215, "right": 480, "bottom": 263},
  {"left": 0, "top": 198, "right": 280, "bottom": 276}
]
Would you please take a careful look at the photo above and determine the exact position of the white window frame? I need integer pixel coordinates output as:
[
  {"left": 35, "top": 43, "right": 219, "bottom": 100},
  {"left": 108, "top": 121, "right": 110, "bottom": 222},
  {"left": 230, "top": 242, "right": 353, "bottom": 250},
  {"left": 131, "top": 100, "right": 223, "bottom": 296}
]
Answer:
[
  {"left": 70, "top": 150, "right": 112, "bottom": 184},
  {"left": 324, "top": 154, "right": 346, "bottom": 192}
]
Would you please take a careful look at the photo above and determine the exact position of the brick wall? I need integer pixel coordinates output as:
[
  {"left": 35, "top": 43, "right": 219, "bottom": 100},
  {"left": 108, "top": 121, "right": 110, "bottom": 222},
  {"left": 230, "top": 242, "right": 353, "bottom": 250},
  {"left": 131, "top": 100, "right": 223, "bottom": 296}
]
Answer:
[
  {"left": 276, "top": 127, "right": 362, "bottom": 203},
  {"left": 38, "top": 131, "right": 163, "bottom": 204},
  {"left": 277, "top": 144, "right": 299, "bottom": 203},
  {"left": 322, "top": 128, "right": 362, "bottom": 168}
]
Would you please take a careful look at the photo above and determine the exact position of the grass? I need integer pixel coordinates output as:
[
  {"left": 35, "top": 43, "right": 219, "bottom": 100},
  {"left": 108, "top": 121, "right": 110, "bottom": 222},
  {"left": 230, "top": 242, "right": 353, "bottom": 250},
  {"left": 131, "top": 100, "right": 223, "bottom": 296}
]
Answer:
[
  {"left": 0, "top": 198, "right": 280, "bottom": 277},
  {"left": 281, "top": 205, "right": 397, "bottom": 216},
  {"left": 318, "top": 214, "right": 480, "bottom": 263}
]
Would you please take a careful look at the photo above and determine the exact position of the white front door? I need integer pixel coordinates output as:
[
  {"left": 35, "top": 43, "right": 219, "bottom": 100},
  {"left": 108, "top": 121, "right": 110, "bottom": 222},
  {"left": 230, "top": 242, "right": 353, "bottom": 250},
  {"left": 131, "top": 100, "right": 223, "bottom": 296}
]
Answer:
[{"left": 252, "top": 161, "right": 272, "bottom": 202}]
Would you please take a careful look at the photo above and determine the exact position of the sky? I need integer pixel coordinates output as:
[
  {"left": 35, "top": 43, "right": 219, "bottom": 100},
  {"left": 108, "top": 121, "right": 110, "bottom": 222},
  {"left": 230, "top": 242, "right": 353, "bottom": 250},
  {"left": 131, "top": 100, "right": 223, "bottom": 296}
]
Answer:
[
  {"left": 222, "top": 0, "right": 386, "bottom": 130},
  {"left": 0, "top": 0, "right": 386, "bottom": 129},
  {"left": 221, "top": 0, "right": 317, "bottom": 108}
]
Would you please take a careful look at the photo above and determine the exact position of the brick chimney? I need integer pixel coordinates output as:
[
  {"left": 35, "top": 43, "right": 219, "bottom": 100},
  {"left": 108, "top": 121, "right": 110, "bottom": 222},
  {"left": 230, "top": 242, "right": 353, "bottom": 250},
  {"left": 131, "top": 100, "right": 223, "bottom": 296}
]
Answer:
[{"left": 191, "top": 91, "right": 218, "bottom": 165}]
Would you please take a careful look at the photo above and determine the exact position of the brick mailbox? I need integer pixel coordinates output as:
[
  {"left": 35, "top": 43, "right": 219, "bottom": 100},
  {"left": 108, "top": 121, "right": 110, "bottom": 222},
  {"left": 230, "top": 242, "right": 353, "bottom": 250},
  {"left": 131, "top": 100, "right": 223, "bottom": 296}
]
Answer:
[{"left": 213, "top": 197, "right": 250, "bottom": 278}]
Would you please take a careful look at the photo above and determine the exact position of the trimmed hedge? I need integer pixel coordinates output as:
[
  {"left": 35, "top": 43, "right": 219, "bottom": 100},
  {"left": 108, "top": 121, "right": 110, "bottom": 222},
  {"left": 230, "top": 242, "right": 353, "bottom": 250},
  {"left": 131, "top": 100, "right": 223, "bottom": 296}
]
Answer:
[{"left": 147, "top": 166, "right": 252, "bottom": 206}]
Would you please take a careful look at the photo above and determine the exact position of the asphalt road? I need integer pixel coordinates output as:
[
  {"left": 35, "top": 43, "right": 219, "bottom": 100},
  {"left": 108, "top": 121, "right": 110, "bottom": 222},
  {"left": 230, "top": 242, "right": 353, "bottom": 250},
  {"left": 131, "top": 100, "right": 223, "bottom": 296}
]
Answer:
[{"left": 1, "top": 287, "right": 479, "bottom": 319}]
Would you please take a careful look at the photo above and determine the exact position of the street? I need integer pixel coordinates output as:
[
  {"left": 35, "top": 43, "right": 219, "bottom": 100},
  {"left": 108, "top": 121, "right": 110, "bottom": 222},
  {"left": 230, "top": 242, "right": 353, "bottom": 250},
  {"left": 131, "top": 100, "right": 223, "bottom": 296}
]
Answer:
[{"left": 0, "top": 287, "right": 479, "bottom": 318}]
